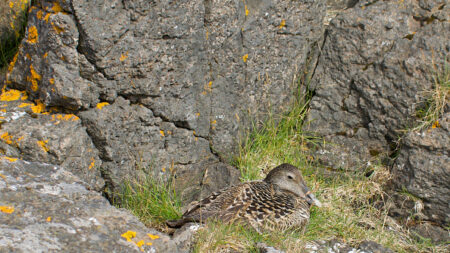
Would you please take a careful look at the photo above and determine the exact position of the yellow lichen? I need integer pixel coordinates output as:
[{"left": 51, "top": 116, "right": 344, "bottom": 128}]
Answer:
[
  {"left": 431, "top": 120, "right": 440, "bottom": 128},
  {"left": 9, "top": 2, "right": 14, "bottom": 8},
  {"left": 37, "top": 140, "right": 49, "bottom": 152},
  {"left": 136, "top": 240, "right": 145, "bottom": 247},
  {"left": 36, "top": 10, "right": 43, "bottom": 19},
  {"left": 242, "top": 54, "right": 248, "bottom": 63},
  {"left": 88, "top": 158, "right": 95, "bottom": 170},
  {"left": 1, "top": 132, "right": 13, "bottom": 145},
  {"left": 146, "top": 242, "right": 153, "bottom": 246},
  {"left": 51, "top": 114, "right": 79, "bottom": 121},
  {"left": 44, "top": 13, "right": 51, "bottom": 23},
  {"left": 245, "top": 5, "right": 249, "bottom": 16},
  {"left": 51, "top": 21, "right": 64, "bottom": 34},
  {"left": 29, "top": 64, "right": 42, "bottom": 92},
  {"left": 120, "top": 52, "right": 128, "bottom": 62},
  {"left": 46, "top": 216, "right": 52, "bottom": 222},
  {"left": 51, "top": 2, "right": 63, "bottom": 13},
  {"left": 121, "top": 231, "right": 137, "bottom": 242},
  {"left": 160, "top": 130, "right": 165, "bottom": 137},
  {"left": 0, "top": 89, "right": 27, "bottom": 101},
  {"left": 27, "top": 26, "right": 38, "bottom": 44},
  {"left": 1, "top": 156, "right": 18, "bottom": 162},
  {"left": 8, "top": 52, "right": 19, "bottom": 73},
  {"left": 279, "top": 19, "right": 286, "bottom": 29},
  {"left": 0, "top": 206, "right": 14, "bottom": 214},
  {"left": 18, "top": 102, "right": 33, "bottom": 108},
  {"left": 31, "top": 100, "right": 45, "bottom": 113},
  {"left": 147, "top": 234, "right": 159, "bottom": 240},
  {"left": 96, "top": 102, "right": 109, "bottom": 110}
]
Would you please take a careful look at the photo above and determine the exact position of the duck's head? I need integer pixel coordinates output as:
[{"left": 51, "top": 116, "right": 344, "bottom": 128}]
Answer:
[{"left": 264, "top": 163, "right": 322, "bottom": 207}]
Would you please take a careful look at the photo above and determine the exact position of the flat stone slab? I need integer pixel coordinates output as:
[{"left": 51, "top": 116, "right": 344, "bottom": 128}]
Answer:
[{"left": 0, "top": 157, "right": 179, "bottom": 252}]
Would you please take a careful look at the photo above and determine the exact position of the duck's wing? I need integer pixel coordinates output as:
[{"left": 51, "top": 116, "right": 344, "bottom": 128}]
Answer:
[{"left": 181, "top": 183, "right": 255, "bottom": 223}]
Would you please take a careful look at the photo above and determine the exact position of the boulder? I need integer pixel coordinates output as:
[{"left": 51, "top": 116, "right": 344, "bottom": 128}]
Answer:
[
  {"left": 0, "top": 89, "right": 103, "bottom": 191},
  {"left": 306, "top": 0, "right": 449, "bottom": 170},
  {"left": 0, "top": 158, "right": 179, "bottom": 252},
  {"left": 392, "top": 113, "right": 450, "bottom": 226}
]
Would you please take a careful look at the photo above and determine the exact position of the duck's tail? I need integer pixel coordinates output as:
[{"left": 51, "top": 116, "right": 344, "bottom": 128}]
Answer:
[{"left": 166, "top": 217, "right": 196, "bottom": 228}]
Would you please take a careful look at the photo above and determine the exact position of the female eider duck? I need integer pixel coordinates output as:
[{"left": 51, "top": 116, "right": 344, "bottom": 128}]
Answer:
[{"left": 167, "top": 163, "right": 321, "bottom": 232}]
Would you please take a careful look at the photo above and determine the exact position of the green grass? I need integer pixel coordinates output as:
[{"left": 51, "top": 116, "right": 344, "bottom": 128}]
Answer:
[
  {"left": 117, "top": 173, "right": 182, "bottom": 231},
  {"left": 235, "top": 80, "right": 320, "bottom": 182},
  {"left": 413, "top": 60, "right": 449, "bottom": 131}
]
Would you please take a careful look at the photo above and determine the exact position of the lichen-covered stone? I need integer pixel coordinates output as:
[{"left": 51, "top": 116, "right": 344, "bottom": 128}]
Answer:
[
  {"left": 0, "top": 88, "right": 104, "bottom": 190},
  {"left": 0, "top": 158, "right": 179, "bottom": 252}
]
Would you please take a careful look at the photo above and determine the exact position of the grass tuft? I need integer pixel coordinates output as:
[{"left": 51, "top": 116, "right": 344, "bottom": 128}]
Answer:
[
  {"left": 117, "top": 173, "right": 182, "bottom": 231},
  {"left": 413, "top": 60, "right": 449, "bottom": 131}
]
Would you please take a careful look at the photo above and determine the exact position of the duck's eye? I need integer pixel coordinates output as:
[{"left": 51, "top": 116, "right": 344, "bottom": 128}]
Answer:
[{"left": 287, "top": 175, "right": 294, "bottom": 180}]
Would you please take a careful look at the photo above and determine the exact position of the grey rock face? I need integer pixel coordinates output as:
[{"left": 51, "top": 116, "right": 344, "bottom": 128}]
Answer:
[
  {"left": 0, "top": 158, "right": 179, "bottom": 252},
  {"left": 306, "top": 0, "right": 449, "bottom": 170},
  {"left": 392, "top": 113, "right": 450, "bottom": 225},
  {"left": 6, "top": 0, "right": 326, "bottom": 202}
]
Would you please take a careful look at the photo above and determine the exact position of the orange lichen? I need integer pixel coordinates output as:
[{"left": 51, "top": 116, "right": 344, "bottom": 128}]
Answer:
[
  {"left": 120, "top": 52, "right": 128, "bottom": 61},
  {"left": 242, "top": 54, "right": 248, "bottom": 63},
  {"left": 0, "top": 89, "right": 27, "bottom": 101},
  {"left": 147, "top": 234, "right": 159, "bottom": 240},
  {"left": 27, "top": 26, "right": 38, "bottom": 44},
  {"left": 0, "top": 206, "right": 14, "bottom": 214},
  {"left": 43, "top": 52, "right": 48, "bottom": 58},
  {"left": 37, "top": 140, "right": 49, "bottom": 152},
  {"left": 279, "top": 19, "right": 286, "bottom": 29},
  {"left": 160, "top": 130, "right": 165, "bottom": 137},
  {"left": 9, "top": 2, "right": 14, "bottom": 8},
  {"left": 96, "top": 102, "right": 109, "bottom": 110},
  {"left": 46, "top": 216, "right": 52, "bottom": 222},
  {"left": 49, "top": 78, "right": 55, "bottom": 85},
  {"left": 121, "top": 231, "right": 136, "bottom": 242}
]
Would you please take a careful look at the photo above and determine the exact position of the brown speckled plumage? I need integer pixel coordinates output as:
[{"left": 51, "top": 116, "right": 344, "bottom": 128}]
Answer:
[{"left": 167, "top": 164, "right": 321, "bottom": 232}]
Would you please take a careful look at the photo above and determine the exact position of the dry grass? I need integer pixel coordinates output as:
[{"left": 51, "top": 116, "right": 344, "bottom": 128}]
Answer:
[{"left": 413, "top": 60, "right": 449, "bottom": 131}]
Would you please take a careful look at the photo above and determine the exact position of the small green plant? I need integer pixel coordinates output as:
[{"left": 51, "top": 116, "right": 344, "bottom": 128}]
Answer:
[
  {"left": 118, "top": 173, "right": 182, "bottom": 230},
  {"left": 413, "top": 60, "right": 449, "bottom": 131}
]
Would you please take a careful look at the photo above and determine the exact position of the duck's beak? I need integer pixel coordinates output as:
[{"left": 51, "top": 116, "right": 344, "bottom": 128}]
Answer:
[{"left": 305, "top": 191, "right": 322, "bottom": 207}]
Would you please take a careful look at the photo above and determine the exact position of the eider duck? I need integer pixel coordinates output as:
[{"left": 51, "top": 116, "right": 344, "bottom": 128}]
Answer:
[{"left": 167, "top": 163, "right": 321, "bottom": 232}]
